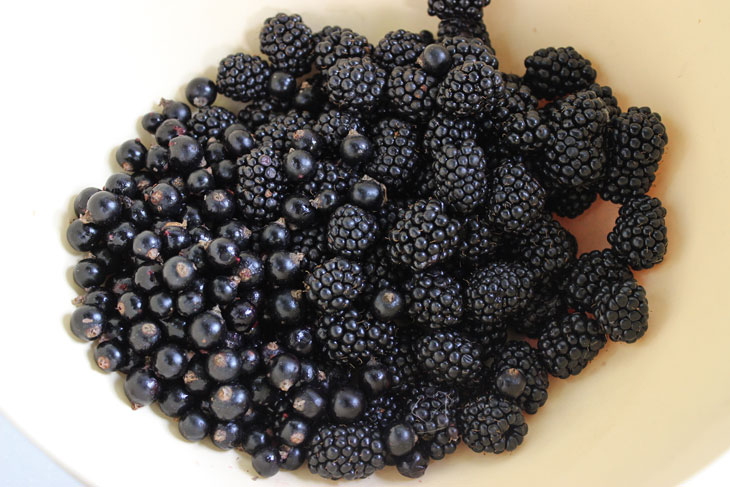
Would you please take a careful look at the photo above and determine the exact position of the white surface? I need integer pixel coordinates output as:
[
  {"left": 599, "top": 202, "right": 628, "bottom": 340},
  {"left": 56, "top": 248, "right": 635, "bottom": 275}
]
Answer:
[{"left": 1, "top": 1, "right": 729, "bottom": 486}]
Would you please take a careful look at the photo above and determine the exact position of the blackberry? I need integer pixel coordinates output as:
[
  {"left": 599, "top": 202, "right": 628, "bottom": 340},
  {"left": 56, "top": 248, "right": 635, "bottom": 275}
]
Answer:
[
  {"left": 404, "top": 270, "right": 463, "bottom": 329},
  {"left": 382, "top": 332, "right": 420, "bottom": 391},
  {"left": 538, "top": 312, "right": 607, "bottom": 378},
  {"left": 487, "top": 160, "right": 546, "bottom": 234},
  {"left": 238, "top": 97, "right": 288, "bottom": 129},
  {"left": 466, "top": 262, "right": 535, "bottom": 325},
  {"left": 366, "top": 117, "right": 421, "bottom": 190},
  {"left": 437, "top": 18, "right": 492, "bottom": 47},
  {"left": 188, "top": 106, "right": 235, "bottom": 146},
  {"left": 500, "top": 109, "right": 550, "bottom": 153},
  {"left": 325, "top": 57, "right": 386, "bottom": 112},
  {"left": 596, "top": 279, "right": 649, "bottom": 343},
  {"left": 373, "top": 30, "right": 426, "bottom": 71},
  {"left": 387, "top": 199, "right": 461, "bottom": 271},
  {"left": 463, "top": 320, "right": 508, "bottom": 359},
  {"left": 363, "top": 393, "right": 404, "bottom": 430},
  {"left": 235, "top": 145, "right": 286, "bottom": 223},
  {"left": 517, "top": 215, "right": 577, "bottom": 283},
  {"left": 259, "top": 13, "right": 314, "bottom": 77},
  {"left": 291, "top": 224, "right": 330, "bottom": 272},
  {"left": 415, "top": 330, "right": 483, "bottom": 386},
  {"left": 360, "top": 243, "right": 406, "bottom": 298},
  {"left": 305, "top": 257, "right": 364, "bottom": 312},
  {"left": 301, "top": 160, "right": 358, "bottom": 198},
  {"left": 607, "top": 196, "right": 668, "bottom": 270},
  {"left": 439, "top": 36, "right": 498, "bottom": 70},
  {"left": 313, "top": 108, "right": 365, "bottom": 152},
  {"left": 326, "top": 204, "right": 379, "bottom": 259},
  {"left": 458, "top": 215, "right": 500, "bottom": 265},
  {"left": 523, "top": 47, "right": 597, "bottom": 100},
  {"left": 546, "top": 183, "right": 598, "bottom": 218},
  {"left": 509, "top": 285, "right": 566, "bottom": 338},
  {"left": 562, "top": 249, "right": 633, "bottom": 312},
  {"left": 433, "top": 141, "right": 488, "bottom": 214},
  {"left": 307, "top": 423, "right": 386, "bottom": 480},
  {"left": 437, "top": 61, "right": 505, "bottom": 116},
  {"left": 314, "top": 29, "right": 373, "bottom": 72},
  {"left": 217, "top": 53, "right": 272, "bottom": 102},
  {"left": 385, "top": 66, "right": 439, "bottom": 122},
  {"left": 255, "top": 109, "right": 313, "bottom": 153},
  {"left": 404, "top": 385, "right": 460, "bottom": 459},
  {"left": 601, "top": 107, "right": 668, "bottom": 203},
  {"left": 458, "top": 394, "right": 526, "bottom": 454},
  {"left": 423, "top": 111, "right": 477, "bottom": 158},
  {"left": 483, "top": 80, "right": 538, "bottom": 134},
  {"left": 316, "top": 309, "right": 396, "bottom": 366},
  {"left": 588, "top": 83, "right": 621, "bottom": 120},
  {"left": 492, "top": 341, "right": 549, "bottom": 414},
  {"left": 428, "top": 0, "right": 489, "bottom": 20}
]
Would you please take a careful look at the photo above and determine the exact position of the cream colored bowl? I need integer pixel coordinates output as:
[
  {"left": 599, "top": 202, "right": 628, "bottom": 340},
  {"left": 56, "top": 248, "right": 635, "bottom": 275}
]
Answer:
[{"left": 2, "top": 0, "right": 729, "bottom": 485}]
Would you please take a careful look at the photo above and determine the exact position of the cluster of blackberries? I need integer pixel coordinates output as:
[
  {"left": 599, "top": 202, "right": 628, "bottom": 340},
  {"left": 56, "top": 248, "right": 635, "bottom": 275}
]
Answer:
[{"left": 66, "top": 0, "right": 669, "bottom": 481}]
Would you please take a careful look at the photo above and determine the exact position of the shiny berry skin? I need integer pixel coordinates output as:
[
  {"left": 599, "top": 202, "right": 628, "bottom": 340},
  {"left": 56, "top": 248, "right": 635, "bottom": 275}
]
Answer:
[
  {"left": 217, "top": 220, "right": 253, "bottom": 249},
  {"left": 146, "top": 183, "right": 183, "bottom": 218},
  {"left": 291, "top": 129, "right": 324, "bottom": 157},
  {"left": 268, "top": 353, "right": 301, "bottom": 392},
  {"left": 161, "top": 100, "right": 192, "bottom": 123},
  {"left": 223, "top": 299, "right": 258, "bottom": 334},
  {"left": 386, "top": 423, "right": 417, "bottom": 457},
  {"left": 278, "top": 418, "right": 310, "bottom": 447},
  {"left": 252, "top": 446, "right": 280, "bottom": 478},
  {"left": 158, "top": 384, "right": 193, "bottom": 418},
  {"left": 206, "top": 348, "right": 242, "bottom": 383},
  {"left": 211, "top": 421, "right": 242, "bottom": 450},
  {"left": 176, "top": 290, "right": 205, "bottom": 317},
  {"left": 106, "top": 222, "right": 137, "bottom": 254},
  {"left": 168, "top": 135, "right": 202, "bottom": 173},
  {"left": 142, "top": 112, "right": 165, "bottom": 134},
  {"left": 282, "top": 195, "right": 316, "bottom": 229},
  {"left": 73, "top": 258, "right": 105, "bottom": 289},
  {"left": 261, "top": 221, "right": 290, "bottom": 251},
  {"left": 85, "top": 191, "right": 122, "bottom": 227},
  {"left": 291, "top": 386, "right": 326, "bottom": 420},
  {"left": 116, "top": 139, "right": 147, "bottom": 172},
  {"left": 67, "top": 219, "right": 101, "bottom": 252},
  {"left": 360, "top": 363, "right": 392, "bottom": 398},
  {"left": 94, "top": 340, "right": 127, "bottom": 372},
  {"left": 286, "top": 327, "right": 315, "bottom": 355},
  {"left": 206, "top": 238, "right": 239, "bottom": 269},
  {"left": 349, "top": 179, "right": 385, "bottom": 210},
  {"left": 148, "top": 292, "right": 174, "bottom": 318},
  {"left": 210, "top": 384, "right": 251, "bottom": 421},
  {"left": 242, "top": 428, "right": 270, "bottom": 455},
  {"left": 371, "top": 288, "right": 404, "bottom": 321},
  {"left": 234, "top": 252, "right": 265, "bottom": 289},
  {"left": 73, "top": 187, "right": 100, "bottom": 217},
  {"left": 418, "top": 44, "right": 451, "bottom": 76},
  {"left": 132, "top": 230, "right": 162, "bottom": 261},
  {"left": 123, "top": 368, "right": 160, "bottom": 407},
  {"left": 83, "top": 289, "right": 115, "bottom": 314},
  {"left": 188, "top": 312, "right": 225, "bottom": 349},
  {"left": 270, "top": 288, "right": 304, "bottom": 325},
  {"left": 330, "top": 387, "right": 365, "bottom": 423},
  {"left": 105, "top": 173, "right": 139, "bottom": 198},
  {"left": 116, "top": 291, "right": 145, "bottom": 321},
  {"left": 70, "top": 305, "right": 105, "bottom": 341},
  {"left": 203, "top": 189, "right": 236, "bottom": 222},
  {"left": 127, "top": 319, "right": 162, "bottom": 354},
  {"left": 155, "top": 118, "right": 187, "bottom": 146},
  {"left": 162, "top": 256, "right": 197, "bottom": 291},
  {"left": 268, "top": 71, "right": 297, "bottom": 100},
  {"left": 340, "top": 132, "right": 373, "bottom": 167},
  {"left": 185, "top": 77, "right": 217, "bottom": 107},
  {"left": 396, "top": 448, "right": 429, "bottom": 478},
  {"left": 267, "top": 251, "right": 303, "bottom": 285},
  {"left": 152, "top": 344, "right": 189, "bottom": 380},
  {"left": 178, "top": 409, "right": 210, "bottom": 441},
  {"left": 284, "top": 150, "right": 317, "bottom": 183}
]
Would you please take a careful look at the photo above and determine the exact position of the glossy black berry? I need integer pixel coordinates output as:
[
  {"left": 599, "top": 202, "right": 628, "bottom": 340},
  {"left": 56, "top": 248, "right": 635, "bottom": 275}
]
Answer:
[
  {"left": 188, "top": 312, "right": 225, "bottom": 349},
  {"left": 70, "top": 305, "right": 105, "bottom": 341},
  {"left": 330, "top": 387, "right": 365, "bottom": 423},
  {"left": 116, "top": 139, "right": 147, "bottom": 172},
  {"left": 418, "top": 44, "right": 451, "bottom": 76},
  {"left": 124, "top": 368, "right": 160, "bottom": 407},
  {"left": 185, "top": 77, "right": 217, "bottom": 107}
]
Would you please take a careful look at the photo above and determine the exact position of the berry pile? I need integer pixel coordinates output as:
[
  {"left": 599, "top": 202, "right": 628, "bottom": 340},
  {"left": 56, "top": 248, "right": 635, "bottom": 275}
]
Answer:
[{"left": 66, "top": 0, "right": 669, "bottom": 481}]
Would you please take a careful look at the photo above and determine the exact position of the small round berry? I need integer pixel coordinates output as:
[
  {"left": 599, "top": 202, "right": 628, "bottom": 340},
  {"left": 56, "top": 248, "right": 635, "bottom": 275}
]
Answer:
[
  {"left": 73, "top": 187, "right": 101, "bottom": 217},
  {"left": 290, "top": 387, "right": 326, "bottom": 420},
  {"left": 371, "top": 288, "right": 404, "bottom": 321},
  {"left": 206, "top": 348, "right": 242, "bottom": 383},
  {"left": 268, "top": 353, "right": 301, "bottom": 392},
  {"left": 268, "top": 71, "right": 297, "bottom": 100},
  {"left": 495, "top": 368, "right": 527, "bottom": 399},
  {"left": 224, "top": 128, "right": 255, "bottom": 157},
  {"left": 185, "top": 77, "right": 217, "bottom": 107},
  {"left": 349, "top": 178, "right": 385, "bottom": 210},
  {"left": 70, "top": 305, "right": 105, "bottom": 341},
  {"left": 168, "top": 135, "right": 202, "bottom": 173},
  {"left": 291, "top": 129, "right": 324, "bottom": 157},
  {"left": 86, "top": 191, "right": 122, "bottom": 227},
  {"left": 178, "top": 409, "right": 210, "bottom": 441},
  {"left": 73, "top": 258, "right": 106, "bottom": 289},
  {"left": 282, "top": 195, "right": 316, "bottom": 229},
  {"left": 161, "top": 100, "right": 192, "bottom": 123},
  {"left": 127, "top": 319, "right": 162, "bottom": 354},
  {"left": 206, "top": 238, "right": 239, "bottom": 269},
  {"left": 284, "top": 150, "right": 317, "bottom": 183},
  {"left": 155, "top": 118, "right": 187, "bottom": 146},
  {"left": 340, "top": 132, "right": 373, "bottom": 167},
  {"left": 117, "top": 292, "right": 145, "bottom": 321},
  {"left": 188, "top": 312, "right": 225, "bottom": 349},
  {"left": 141, "top": 112, "right": 165, "bottom": 134},
  {"left": 330, "top": 387, "right": 365, "bottom": 423},
  {"left": 418, "top": 44, "right": 452, "bottom": 76},
  {"left": 260, "top": 221, "right": 290, "bottom": 250},
  {"left": 252, "top": 446, "right": 280, "bottom": 478},
  {"left": 124, "top": 368, "right": 160, "bottom": 408},
  {"left": 94, "top": 340, "right": 127, "bottom": 373},
  {"left": 360, "top": 363, "right": 392, "bottom": 398},
  {"left": 115, "top": 139, "right": 147, "bottom": 172},
  {"left": 153, "top": 344, "right": 189, "bottom": 380},
  {"left": 162, "top": 256, "right": 197, "bottom": 291},
  {"left": 67, "top": 220, "right": 101, "bottom": 252},
  {"left": 386, "top": 423, "right": 417, "bottom": 457},
  {"left": 234, "top": 252, "right": 265, "bottom": 288},
  {"left": 396, "top": 448, "right": 429, "bottom": 478},
  {"left": 210, "top": 384, "right": 251, "bottom": 421}
]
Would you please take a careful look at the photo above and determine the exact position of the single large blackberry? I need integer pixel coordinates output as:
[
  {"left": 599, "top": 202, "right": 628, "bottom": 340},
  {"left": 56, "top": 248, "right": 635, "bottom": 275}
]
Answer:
[
  {"left": 423, "top": 111, "right": 477, "bottom": 158},
  {"left": 325, "top": 57, "right": 387, "bottom": 112},
  {"left": 305, "top": 257, "right": 364, "bottom": 312},
  {"left": 238, "top": 97, "right": 288, "bottom": 129},
  {"left": 561, "top": 249, "right": 633, "bottom": 312},
  {"left": 291, "top": 224, "right": 330, "bottom": 272},
  {"left": 500, "top": 109, "right": 550, "bottom": 153},
  {"left": 259, "top": 13, "right": 314, "bottom": 77},
  {"left": 509, "top": 285, "right": 566, "bottom": 338},
  {"left": 595, "top": 279, "right": 649, "bottom": 343},
  {"left": 327, "top": 204, "right": 379, "bottom": 259},
  {"left": 255, "top": 109, "right": 314, "bottom": 153},
  {"left": 458, "top": 394, "right": 527, "bottom": 454},
  {"left": 607, "top": 196, "right": 668, "bottom": 270},
  {"left": 404, "top": 270, "right": 463, "bottom": 329},
  {"left": 362, "top": 393, "right": 404, "bottom": 430},
  {"left": 373, "top": 30, "right": 426, "bottom": 71},
  {"left": 366, "top": 117, "right": 421, "bottom": 190},
  {"left": 517, "top": 215, "right": 577, "bottom": 283},
  {"left": 428, "top": 0, "right": 490, "bottom": 20},
  {"left": 439, "top": 36, "right": 498, "bottom": 71},
  {"left": 314, "top": 29, "right": 373, "bottom": 72},
  {"left": 415, "top": 330, "right": 483, "bottom": 386},
  {"left": 487, "top": 160, "right": 546, "bottom": 234},
  {"left": 492, "top": 341, "right": 549, "bottom": 414},
  {"left": 301, "top": 161, "right": 359, "bottom": 198},
  {"left": 458, "top": 215, "right": 500, "bottom": 266},
  {"left": 307, "top": 423, "right": 386, "bottom": 480},
  {"left": 538, "top": 312, "right": 607, "bottom": 378},
  {"left": 437, "top": 18, "right": 492, "bottom": 47},
  {"left": 433, "top": 141, "right": 488, "bottom": 214},
  {"left": 386, "top": 66, "right": 440, "bottom": 122},
  {"left": 313, "top": 108, "right": 365, "bottom": 152},
  {"left": 235, "top": 145, "right": 286, "bottom": 223},
  {"left": 546, "top": 183, "right": 598, "bottom": 218},
  {"left": 188, "top": 106, "right": 236, "bottom": 146},
  {"left": 466, "top": 262, "right": 535, "bottom": 325},
  {"left": 387, "top": 199, "right": 461, "bottom": 271},
  {"left": 217, "top": 53, "right": 272, "bottom": 102},
  {"left": 437, "top": 61, "right": 505, "bottom": 116},
  {"left": 601, "top": 107, "right": 668, "bottom": 203},
  {"left": 315, "top": 309, "right": 396, "bottom": 366},
  {"left": 523, "top": 47, "right": 597, "bottom": 100},
  {"left": 404, "top": 384, "right": 461, "bottom": 460}
]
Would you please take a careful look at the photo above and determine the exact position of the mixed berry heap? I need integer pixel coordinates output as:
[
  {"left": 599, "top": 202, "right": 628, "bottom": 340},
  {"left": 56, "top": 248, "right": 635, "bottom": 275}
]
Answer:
[{"left": 66, "top": 0, "right": 669, "bottom": 481}]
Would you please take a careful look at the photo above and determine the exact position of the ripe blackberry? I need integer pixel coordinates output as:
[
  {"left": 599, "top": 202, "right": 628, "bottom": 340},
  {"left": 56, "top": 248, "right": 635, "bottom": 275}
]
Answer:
[
  {"left": 595, "top": 279, "right": 649, "bottom": 344},
  {"left": 217, "top": 53, "right": 272, "bottom": 102},
  {"left": 307, "top": 423, "right": 386, "bottom": 480},
  {"left": 255, "top": 109, "right": 313, "bottom": 153},
  {"left": 360, "top": 243, "right": 407, "bottom": 299},
  {"left": 437, "top": 18, "right": 492, "bottom": 47},
  {"left": 291, "top": 224, "right": 330, "bottom": 272},
  {"left": 487, "top": 160, "right": 546, "bottom": 234},
  {"left": 437, "top": 61, "right": 505, "bottom": 116},
  {"left": 423, "top": 111, "right": 477, "bottom": 158},
  {"left": 601, "top": 107, "right": 668, "bottom": 203},
  {"left": 301, "top": 160, "right": 358, "bottom": 198},
  {"left": 366, "top": 117, "right": 420, "bottom": 190},
  {"left": 327, "top": 204, "right": 379, "bottom": 259},
  {"left": 325, "top": 57, "right": 386, "bottom": 112},
  {"left": 523, "top": 47, "right": 597, "bottom": 100},
  {"left": 188, "top": 106, "right": 235, "bottom": 146},
  {"left": 546, "top": 183, "right": 598, "bottom": 218},
  {"left": 562, "top": 249, "right": 633, "bottom": 312},
  {"left": 428, "top": 0, "right": 489, "bottom": 20},
  {"left": 458, "top": 394, "right": 526, "bottom": 454},
  {"left": 404, "top": 385, "right": 461, "bottom": 460},
  {"left": 385, "top": 66, "right": 439, "bottom": 122},
  {"left": 373, "top": 30, "right": 425, "bottom": 71},
  {"left": 259, "top": 13, "right": 314, "bottom": 77},
  {"left": 517, "top": 215, "right": 577, "bottom": 283},
  {"left": 314, "top": 28, "right": 373, "bottom": 71},
  {"left": 313, "top": 108, "right": 365, "bottom": 152},
  {"left": 238, "top": 97, "right": 288, "bottom": 129},
  {"left": 500, "top": 109, "right": 550, "bottom": 153},
  {"left": 458, "top": 215, "right": 500, "bottom": 265},
  {"left": 466, "top": 262, "right": 535, "bottom": 325},
  {"left": 538, "top": 312, "right": 607, "bottom": 378},
  {"left": 305, "top": 257, "right": 364, "bottom": 312},
  {"left": 483, "top": 79, "right": 538, "bottom": 134},
  {"left": 492, "top": 341, "right": 549, "bottom": 414},
  {"left": 415, "top": 330, "right": 483, "bottom": 386},
  {"left": 235, "top": 145, "right": 286, "bottom": 223},
  {"left": 316, "top": 309, "right": 396, "bottom": 366},
  {"left": 608, "top": 196, "right": 668, "bottom": 270},
  {"left": 433, "top": 141, "right": 488, "bottom": 214},
  {"left": 439, "top": 36, "right": 498, "bottom": 71},
  {"left": 589, "top": 83, "right": 621, "bottom": 120},
  {"left": 362, "top": 393, "right": 404, "bottom": 430},
  {"left": 388, "top": 199, "right": 461, "bottom": 271},
  {"left": 509, "top": 285, "right": 566, "bottom": 338},
  {"left": 404, "top": 270, "right": 463, "bottom": 329}
]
